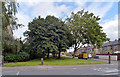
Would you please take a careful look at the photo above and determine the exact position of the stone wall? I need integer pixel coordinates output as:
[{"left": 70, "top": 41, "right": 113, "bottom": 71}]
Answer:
[{"left": 96, "top": 55, "right": 117, "bottom": 61}]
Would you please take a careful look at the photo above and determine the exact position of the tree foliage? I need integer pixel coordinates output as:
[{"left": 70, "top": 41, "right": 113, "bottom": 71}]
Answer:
[
  {"left": 24, "top": 16, "right": 71, "bottom": 59},
  {"left": 2, "top": 0, "right": 23, "bottom": 54},
  {"left": 66, "top": 9, "right": 110, "bottom": 58}
]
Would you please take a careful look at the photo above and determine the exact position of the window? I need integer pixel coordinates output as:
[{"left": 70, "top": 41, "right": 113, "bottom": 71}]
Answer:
[
  {"left": 115, "top": 46, "right": 117, "bottom": 51},
  {"left": 111, "top": 46, "right": 112, "bottom": 50}
]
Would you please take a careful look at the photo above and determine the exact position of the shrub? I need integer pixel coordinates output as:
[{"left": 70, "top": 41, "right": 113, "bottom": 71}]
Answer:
[
  {"left": 81, "top": 51, "right": 87, "bottom": 53},
  {"left": 4, "top": 52, "right": 30, "bottom": 62},
  {"left": 16, "top": 52, "right": 30, "bottom": 62},
  {"left": 4, "top": 54, "right": 17, "bottom": 62},
  {"left": 71, "top": 53, "right": 74, "bottom": 56}
]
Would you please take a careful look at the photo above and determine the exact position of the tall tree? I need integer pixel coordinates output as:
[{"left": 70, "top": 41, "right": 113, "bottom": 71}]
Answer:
[
  {"left": 24, "top": 15, "right": 72, "bottom": 59},
  {"left": 66, "top": 10, "right": 110, "bottom": 58},
  {"left": 45, "top": 16, "right": 71, "bottom": 59}
]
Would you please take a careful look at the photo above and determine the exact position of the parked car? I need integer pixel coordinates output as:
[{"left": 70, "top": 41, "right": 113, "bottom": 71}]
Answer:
[
  {"left": 67, "top": 54, "right": 72, "bottom": 56},
  {"left": 94, "top": 56, "right": 99, "bottom": 59},
  {"left": 75, "top": 54, "right": 78, "bottom": 57},
  {"left": 88, "top": 54, "right": 92, "bottom": 59}
]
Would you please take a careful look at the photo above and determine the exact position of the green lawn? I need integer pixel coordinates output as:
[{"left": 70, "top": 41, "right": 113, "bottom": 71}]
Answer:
[{"left": 4, "top": 56, "right": 107, "bottom": 67}]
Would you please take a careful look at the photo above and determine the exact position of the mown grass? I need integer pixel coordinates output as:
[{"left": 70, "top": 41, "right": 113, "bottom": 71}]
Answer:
[{"left": 4, "top": 56, "right": 107, "bottom": 67}]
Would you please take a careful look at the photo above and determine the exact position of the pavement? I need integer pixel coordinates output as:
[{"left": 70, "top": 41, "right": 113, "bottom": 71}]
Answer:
[{"left": 2, "top": 57, "right": 119, "bottom": 75}]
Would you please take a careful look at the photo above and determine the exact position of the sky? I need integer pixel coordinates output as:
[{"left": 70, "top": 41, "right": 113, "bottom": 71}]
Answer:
[{"left": 13, "top": 0, "right": 119, "bottom": 45}]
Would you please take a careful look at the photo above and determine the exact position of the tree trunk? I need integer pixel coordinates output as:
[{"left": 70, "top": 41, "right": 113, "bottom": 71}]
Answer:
[
  {"left": 53, "top": 51, "right": 55, "bottom": 58},
  {"left": 73, "top": 50, "right": 75, "bottom": 58},
  {"left": 58, "top": 51, "right": 61, "bottom": 59},
  {"left": 58, "top": 48, "right": 61, "bottom": 59},
  {"left": 55, "top": 53, "right": 57, "bottom": 57},
  {"left": 47, "top": 48, "right": 49, "bottom": 59},
  {"left": 73, "top": 47, "right": 77, "bottom": 58}
]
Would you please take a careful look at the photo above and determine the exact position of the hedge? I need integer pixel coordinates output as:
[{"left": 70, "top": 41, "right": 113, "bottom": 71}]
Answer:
[{"left": 4, "top": 52, "right": 30, "bottom": 62}]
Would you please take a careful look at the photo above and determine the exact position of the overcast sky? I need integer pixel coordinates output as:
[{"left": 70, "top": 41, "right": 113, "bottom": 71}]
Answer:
[{"left": 13, "top": 0, "right": 119, "bottom": 43}]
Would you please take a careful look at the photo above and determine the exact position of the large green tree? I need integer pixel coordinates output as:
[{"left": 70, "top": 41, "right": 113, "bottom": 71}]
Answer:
[
  {"left": 66, "top": 10, "right": 110, "bottom": 58},
  {"left": 44, "top": 16, "right": 72, "bottom": 59},
  {"left": 24, "top": 15, "right": 71, "bottom": 59}
]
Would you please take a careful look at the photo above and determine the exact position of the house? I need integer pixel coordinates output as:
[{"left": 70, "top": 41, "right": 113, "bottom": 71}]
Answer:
[
  {"left": 98, "top": 39, "right": 120, "bottom": 54},
  {"left": 76, "top": 46, "right": 95, "bottom": 55},
  {"left": 76, "top": 39, "right": 120, "bottom": 55}
]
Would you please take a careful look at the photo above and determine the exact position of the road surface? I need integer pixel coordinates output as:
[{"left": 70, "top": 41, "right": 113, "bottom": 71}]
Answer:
[{"left": 2, "top": 64, "right": 119, "bottom": 75}]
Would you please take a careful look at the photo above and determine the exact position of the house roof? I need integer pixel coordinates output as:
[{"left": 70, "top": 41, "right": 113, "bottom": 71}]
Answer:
[
  {"left": 102, "top": 40, "right": 120, "bottom": 47},
  {"left": 77, "top": 39, "right": 120, "bottom": 51}
]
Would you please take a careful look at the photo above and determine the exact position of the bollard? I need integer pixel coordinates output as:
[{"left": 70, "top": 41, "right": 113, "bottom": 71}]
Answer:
[{"left": 41, "top": 58, "right": 44, "bottom": 65}]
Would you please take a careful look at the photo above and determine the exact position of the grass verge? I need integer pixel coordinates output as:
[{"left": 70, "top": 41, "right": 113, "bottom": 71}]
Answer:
[{"left": 4, "top": 56, "right": 107, "bottom": 67}]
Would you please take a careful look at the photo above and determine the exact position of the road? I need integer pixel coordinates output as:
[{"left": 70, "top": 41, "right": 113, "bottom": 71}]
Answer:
[{"left": 2, "top": 64, "right": 119, "bottom": 75}]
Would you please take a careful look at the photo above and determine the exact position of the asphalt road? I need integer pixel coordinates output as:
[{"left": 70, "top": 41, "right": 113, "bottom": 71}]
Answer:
[{"left": 2, "top": 64, "right": 119, "bottom": 75}]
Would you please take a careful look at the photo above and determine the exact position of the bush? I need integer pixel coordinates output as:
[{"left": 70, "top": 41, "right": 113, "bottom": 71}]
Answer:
[
  {"left": 81, "top": 51, "right": 87, "bottom": 53},
  {"left": 16, "top": 52, "right": 30, "bottom": 62},
  {"left": 71, "top": 53, "right": 74, "bottom": 56},
  {"left": 4, "top": 54, "right": 17, "bottom": 62},
  {"left": 4, "top": 52, "right": 30, "bottom": 62}
]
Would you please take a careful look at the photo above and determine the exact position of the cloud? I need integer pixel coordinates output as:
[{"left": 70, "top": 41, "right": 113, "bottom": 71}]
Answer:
[
  {"left": 73, "top": 2, "right": 114, "bottom": 19},
  {"left": 13, "top": 11, "right": 31, "bottom": 40},
  {"left": 87, "top": 2, "right": 113, "bottom": 18},
  {"left": 100, "top": 15, "right": 118, "bottom": 41},
  {"left": 73, "top": 1, "right": 87, "bottom": 13},
  {"left": 17, "top": 0, "right": 119, "bottom": 2},
  {"left": 31, "top": 2, "right": 70, "bottom": 18}
]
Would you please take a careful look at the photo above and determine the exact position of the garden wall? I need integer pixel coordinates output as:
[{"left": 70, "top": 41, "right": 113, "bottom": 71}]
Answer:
[{"left": 96, "top": 54, "right": 118, "bottom": 61}]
